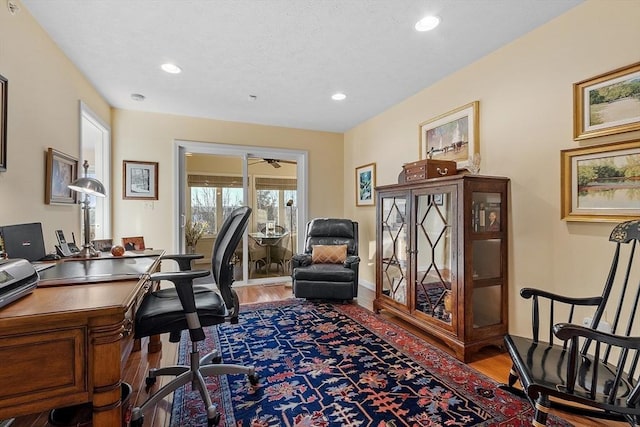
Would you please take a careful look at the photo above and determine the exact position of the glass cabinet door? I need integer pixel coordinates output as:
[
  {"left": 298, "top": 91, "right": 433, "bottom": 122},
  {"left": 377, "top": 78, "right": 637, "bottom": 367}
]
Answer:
[
  {"left": 414, "top": 189, "right": 455, "bottom": 325},
  {"left": 380, "top": 195, "right": 408, "bottom": 306},
  {"left": 471, "top": 191, "right": 503, "bottom": 328}
]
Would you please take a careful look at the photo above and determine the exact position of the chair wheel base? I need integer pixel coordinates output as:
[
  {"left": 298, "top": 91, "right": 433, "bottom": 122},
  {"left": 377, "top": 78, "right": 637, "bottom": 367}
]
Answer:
[
  {"left": 249, "top": 373, "right": 260, "bottom": 386},
  {"left": 208, "top": 413, "right": 221, "bottom": 427},
  {"left": 130, "top": 415, "right": 144, "bottom": 427}
]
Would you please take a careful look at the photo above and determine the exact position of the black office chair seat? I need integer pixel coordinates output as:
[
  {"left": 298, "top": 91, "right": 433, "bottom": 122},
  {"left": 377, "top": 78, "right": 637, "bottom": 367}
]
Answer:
[{"left": 135, "top": 285, "right": 227, "bottom": 339}]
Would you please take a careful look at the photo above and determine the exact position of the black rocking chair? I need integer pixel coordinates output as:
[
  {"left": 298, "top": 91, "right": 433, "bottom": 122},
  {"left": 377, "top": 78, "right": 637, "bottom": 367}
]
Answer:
[{"left": 503, "top": 220, "right": 640, "bottom": 426}]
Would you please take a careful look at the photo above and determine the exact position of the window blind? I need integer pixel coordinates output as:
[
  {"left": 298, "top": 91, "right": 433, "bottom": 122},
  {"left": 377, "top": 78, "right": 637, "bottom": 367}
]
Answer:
[
  {"left": 188, "top": 174, "right": 243, "bottom": 188},
  {"left": 255, "top": 177, "right": 297, "bottom": 190}
]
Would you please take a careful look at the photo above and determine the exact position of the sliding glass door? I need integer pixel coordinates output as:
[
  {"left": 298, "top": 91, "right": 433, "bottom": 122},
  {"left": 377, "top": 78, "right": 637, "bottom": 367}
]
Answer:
[{"left": 176, "top": 141, "right": 307, "bottom": 285}]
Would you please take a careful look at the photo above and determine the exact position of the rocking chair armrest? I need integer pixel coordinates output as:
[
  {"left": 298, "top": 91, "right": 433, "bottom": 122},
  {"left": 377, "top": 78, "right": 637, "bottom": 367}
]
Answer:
[
  {"left": 520, "top": 287, "right": 603, "bottom": 307},
  {"left": 553, "top": 323, "right": 640, "bottom": 349}
]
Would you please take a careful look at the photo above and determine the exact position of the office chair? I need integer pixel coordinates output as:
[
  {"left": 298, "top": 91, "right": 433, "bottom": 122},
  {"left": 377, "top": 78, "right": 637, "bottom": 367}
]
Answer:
[{"left": 130, "top": 206, "right": 258, "bottom": 427}]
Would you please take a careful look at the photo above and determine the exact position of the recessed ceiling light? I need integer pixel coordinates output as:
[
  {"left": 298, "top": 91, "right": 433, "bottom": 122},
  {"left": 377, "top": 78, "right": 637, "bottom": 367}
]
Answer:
[
  {"left": 332, "top": 93, "right": 347, "bottom": 101},
  {"left": 415, "top": 15, "right": 440, "bottom": 32},
  {"left": 161, "top": 63, "right": 182, "bottom": 74},
  {"left": 131, "top": 93, "right": 146, "bottom": 101}
]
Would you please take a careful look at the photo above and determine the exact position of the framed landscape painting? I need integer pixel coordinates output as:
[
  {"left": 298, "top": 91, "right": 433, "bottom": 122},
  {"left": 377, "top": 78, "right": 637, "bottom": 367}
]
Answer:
[
  {"left": 419, "top": 101, "right": 479, "bottom": 170},
  {"left": 355, "top": 162, "right": 376, "bottom": 206},
  {"left": 561, "top": 139, "right": 640, "bottom": 222},
  {"left": 123, "top": 160, "right": 158, "bottom": 200},
  {"left": 574, "top": 62, "right": 640, "bottom": 140}
]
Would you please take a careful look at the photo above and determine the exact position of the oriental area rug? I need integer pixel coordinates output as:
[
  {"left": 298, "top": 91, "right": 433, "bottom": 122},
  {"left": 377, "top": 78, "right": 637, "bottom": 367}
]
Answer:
[{"left": 170, "top": 300, "right": 570, "bottom": 426}]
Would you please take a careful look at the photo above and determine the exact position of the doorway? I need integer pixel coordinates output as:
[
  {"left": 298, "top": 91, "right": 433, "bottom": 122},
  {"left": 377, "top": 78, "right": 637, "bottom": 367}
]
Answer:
[{"left": 174, "top": 141, "right": 307, "bottom": 285}]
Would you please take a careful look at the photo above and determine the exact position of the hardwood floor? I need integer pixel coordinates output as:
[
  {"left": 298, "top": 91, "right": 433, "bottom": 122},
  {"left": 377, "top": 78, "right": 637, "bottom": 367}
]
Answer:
[{"left": 10, "top": 284, "right": 624, "bottom": 426}]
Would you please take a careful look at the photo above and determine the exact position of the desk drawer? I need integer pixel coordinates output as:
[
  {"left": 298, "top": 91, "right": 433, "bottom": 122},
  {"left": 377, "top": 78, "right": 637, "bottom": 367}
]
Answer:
[{"left": 0, "top": 327, "right": 87, "bottom": 418}]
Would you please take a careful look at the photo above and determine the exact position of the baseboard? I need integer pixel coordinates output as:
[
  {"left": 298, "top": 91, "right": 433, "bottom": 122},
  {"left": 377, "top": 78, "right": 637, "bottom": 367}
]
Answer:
[{"left": 359, "top": 279, "right": 374, "bottom": 291}]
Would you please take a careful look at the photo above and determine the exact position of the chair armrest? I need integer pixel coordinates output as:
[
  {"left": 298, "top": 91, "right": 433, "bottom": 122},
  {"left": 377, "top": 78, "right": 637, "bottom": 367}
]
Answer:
[
  {"left": 161, "top": 253, "right": 205, "bottom": 271},
  {"left": 553, "top": 323, "right": 640, "bottom": 347},
  {"left": 149, "top": 269, "right": 211, "bottom": 341},
  {"left": 344, "top": 255, "right": 360, "bottom": 268},
  {"left": 291, "top": 254, "right": 312, "bottom": 269},
  {"left": 520, "top": 287, "right": 603, "bottom": 307}
]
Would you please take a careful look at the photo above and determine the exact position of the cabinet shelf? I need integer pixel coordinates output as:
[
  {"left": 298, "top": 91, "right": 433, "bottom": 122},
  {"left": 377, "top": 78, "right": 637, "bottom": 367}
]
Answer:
[{"left": 374, "top": 174, "right": 509, "bottom": 362}]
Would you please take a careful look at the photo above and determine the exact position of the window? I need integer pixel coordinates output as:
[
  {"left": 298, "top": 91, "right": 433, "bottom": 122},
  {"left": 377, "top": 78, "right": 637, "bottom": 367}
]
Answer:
[
  {"left": 255, "top": 177, "right": 297, "bottom": 232},
  {"left": 188, "top": 174, "right": 244, "bottom": 235}
]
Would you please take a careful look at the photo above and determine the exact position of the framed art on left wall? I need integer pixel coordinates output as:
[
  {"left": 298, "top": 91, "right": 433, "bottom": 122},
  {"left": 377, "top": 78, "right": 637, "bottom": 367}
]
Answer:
[
  {"left": 45, "top": 148, "right": 78, "bottom": 204},
  {"left": 0, "top": 73, "right": 7, "bottom": 171},
  {"left": 123, "top": 160, "right": 158, "bottom": 200}
]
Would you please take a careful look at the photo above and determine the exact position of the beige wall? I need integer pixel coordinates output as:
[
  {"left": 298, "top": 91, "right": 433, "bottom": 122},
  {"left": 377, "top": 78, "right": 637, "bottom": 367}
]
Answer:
[
  {"left": 112, "top": 110, "right": 343, "bottom": 252},
  {"left": 0, "top": 5, "right": 110, "bottom": 252},
  {"left": 344, "top": 0, "right": 640, "bottom": 335}
]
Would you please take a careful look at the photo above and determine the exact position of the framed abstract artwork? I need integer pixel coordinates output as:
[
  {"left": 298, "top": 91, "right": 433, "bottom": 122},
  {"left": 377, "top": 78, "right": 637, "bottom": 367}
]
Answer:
[
  {"left": 123, "top": 160, "right": 158, "bottom": 200},
  {"left": 419, "top": 101, "right": 479, "bottom": 170},
  {"left": 573, "top": 62, "right": 640, "bottom": 140},
  {"left": 561, "top": 139, "right": 640, "bottom": 222},
  {"left": 355, "top": 162, "right": 376, "bottom": 206},
  {"left": 45, "top": 148, "right": 78, "bottom": 205}
]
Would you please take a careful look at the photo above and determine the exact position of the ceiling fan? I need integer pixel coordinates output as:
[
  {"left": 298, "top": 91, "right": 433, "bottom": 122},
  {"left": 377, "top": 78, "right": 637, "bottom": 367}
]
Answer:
[{"left": 248, "top": 158, "right": 297, "bottom": 168}]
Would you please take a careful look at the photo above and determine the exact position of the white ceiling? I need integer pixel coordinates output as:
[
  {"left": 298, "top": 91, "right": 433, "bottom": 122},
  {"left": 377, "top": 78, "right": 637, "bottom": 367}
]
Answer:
[{"left": 21, "top": 0, "right": 582, "bottom": 133}]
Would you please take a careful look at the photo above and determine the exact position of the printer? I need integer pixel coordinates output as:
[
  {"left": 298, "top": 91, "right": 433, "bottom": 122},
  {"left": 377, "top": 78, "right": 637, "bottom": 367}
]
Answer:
[{"left": 0, "top": 258, "right": 38, "bottom": 308}]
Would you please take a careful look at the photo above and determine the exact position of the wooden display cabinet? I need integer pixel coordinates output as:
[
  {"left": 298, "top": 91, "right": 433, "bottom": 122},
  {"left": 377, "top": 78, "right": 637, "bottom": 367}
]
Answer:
[{"left": 373, "top": 174, "right": 509, "bottom": 362}]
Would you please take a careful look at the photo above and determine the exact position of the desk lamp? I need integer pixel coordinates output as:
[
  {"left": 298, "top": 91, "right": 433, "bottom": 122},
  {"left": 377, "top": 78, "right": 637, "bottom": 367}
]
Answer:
[{"left": 68, "top": 160, "right": 106, "bottom": 258}]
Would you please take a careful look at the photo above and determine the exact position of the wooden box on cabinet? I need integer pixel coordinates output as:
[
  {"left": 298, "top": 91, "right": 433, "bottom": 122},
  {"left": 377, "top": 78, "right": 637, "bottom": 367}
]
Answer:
[{"left": 373, "top": 174, "right": 509, "bottom": 362}]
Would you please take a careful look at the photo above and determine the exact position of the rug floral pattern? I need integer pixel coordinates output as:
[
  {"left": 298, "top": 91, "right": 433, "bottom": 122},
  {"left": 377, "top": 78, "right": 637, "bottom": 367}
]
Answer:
[{"left": 171, "top": 300, "right": 570, "bottom": 426}]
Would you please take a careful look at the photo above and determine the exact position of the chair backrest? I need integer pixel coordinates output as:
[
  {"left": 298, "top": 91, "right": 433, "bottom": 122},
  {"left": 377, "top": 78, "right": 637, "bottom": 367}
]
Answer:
[
  {"left": 303, "top": 218, "right": 358, "bottom": 256},
  {"left": 531, "top": 220, "right": 640, "bottom": 359},
  {"left": 211, "top": 206, "right": 251, "bottom": 309},
  {"left": 590, "top": 220, "right": 640, "bottom": 360}
]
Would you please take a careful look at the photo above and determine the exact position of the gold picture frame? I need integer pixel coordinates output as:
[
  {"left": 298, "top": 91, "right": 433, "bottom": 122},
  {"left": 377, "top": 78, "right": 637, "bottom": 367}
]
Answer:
[
  {"left": 561, "top": 139, "right": 640, "bottom": 222},
  {"left": 419, "top": 101, "right": 479, "bottom": 170},
  {"left": 0, "top": 73, "right": 6, "bottom": 171},
  {"left": 573, "top": 62, "right": 640, "bottom": 140},
  {"left": 45, "top": 148, "right": 78, "bottom": 205},
  {"left": 355, "top": 162, "right": 376, "bottom": 206},
  {"left": 123, "top": 160, "right": 158, "bottom": 200}
]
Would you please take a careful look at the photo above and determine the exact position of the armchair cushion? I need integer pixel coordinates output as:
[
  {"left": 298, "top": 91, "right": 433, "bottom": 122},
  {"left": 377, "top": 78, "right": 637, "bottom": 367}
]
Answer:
[
  {"left": 293, "top": 263, "right": 355, "bottom": 282},
  {"left": 312, "top": 244, "right": 347, "bottom": 264}
]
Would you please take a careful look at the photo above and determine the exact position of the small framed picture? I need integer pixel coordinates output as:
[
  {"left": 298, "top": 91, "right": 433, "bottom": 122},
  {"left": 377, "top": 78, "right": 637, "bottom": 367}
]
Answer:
[
  {"left": 573, "top": 62, "right": 640, "bottom": 140},
  {"left": 92, "top": 239, "right": 113, "bottom": 252},
  {"left": 45, "top": 148, "right": 78, "bottom": 205},
  {"left": 123, "top": 160, "right": 158, "bottom": 200},
  {"left": 122, "top": 236, "right": 146, "bottom": 251},
  {"left": 355, "top": 162, "right": 376, "bottom": 206},
  {"left": 561, "top": 139, "right": 640, "bottom": 222}
]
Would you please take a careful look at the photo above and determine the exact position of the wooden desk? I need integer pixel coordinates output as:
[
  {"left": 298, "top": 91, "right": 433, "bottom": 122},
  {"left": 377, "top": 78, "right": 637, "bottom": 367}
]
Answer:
[{"left": 0, "top": 252, "right": 164, "bottom": 426}]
